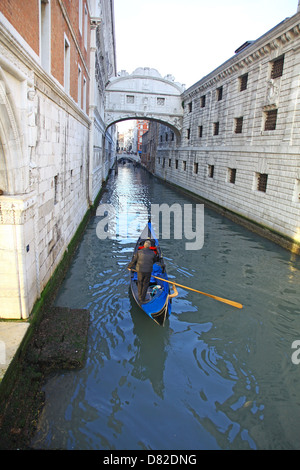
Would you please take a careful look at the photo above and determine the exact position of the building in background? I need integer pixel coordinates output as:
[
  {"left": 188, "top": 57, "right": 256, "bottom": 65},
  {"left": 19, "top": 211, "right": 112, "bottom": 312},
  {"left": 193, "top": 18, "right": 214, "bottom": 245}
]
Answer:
[
  {"left": 136, "top": 120, "right": 149, "bottom": 155},
  {"left": 0, "top": 0, "right": 117, "bottom": 319}
]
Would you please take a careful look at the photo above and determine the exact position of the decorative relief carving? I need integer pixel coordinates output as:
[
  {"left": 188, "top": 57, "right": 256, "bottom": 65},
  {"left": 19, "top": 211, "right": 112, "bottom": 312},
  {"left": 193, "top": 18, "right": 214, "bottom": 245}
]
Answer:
[{"left": 0, "top": 196, "right": 35, "bottom": 225}]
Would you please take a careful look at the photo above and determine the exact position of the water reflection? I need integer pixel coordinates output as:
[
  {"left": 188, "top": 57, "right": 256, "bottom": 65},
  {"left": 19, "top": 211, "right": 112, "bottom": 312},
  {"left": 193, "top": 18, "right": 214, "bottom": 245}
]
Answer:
[
  {"left": 31, "top": 165, "right": 300, "bottom": 450},
  {"left": 129, "top": 292, "right": 170, "bottom": 398}
]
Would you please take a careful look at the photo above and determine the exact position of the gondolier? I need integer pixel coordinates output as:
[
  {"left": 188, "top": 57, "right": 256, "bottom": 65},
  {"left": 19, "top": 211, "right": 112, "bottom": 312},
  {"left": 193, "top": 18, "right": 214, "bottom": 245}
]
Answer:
[{"left": 128, "top": 239, "right": 159, "bottom": 303}]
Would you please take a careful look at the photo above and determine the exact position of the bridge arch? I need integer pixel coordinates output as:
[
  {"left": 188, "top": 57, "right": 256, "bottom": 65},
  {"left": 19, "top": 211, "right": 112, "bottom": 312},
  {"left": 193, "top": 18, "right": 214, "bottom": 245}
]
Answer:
[{"left": 105, "top": 68, "right": 185, "bottom": 137}]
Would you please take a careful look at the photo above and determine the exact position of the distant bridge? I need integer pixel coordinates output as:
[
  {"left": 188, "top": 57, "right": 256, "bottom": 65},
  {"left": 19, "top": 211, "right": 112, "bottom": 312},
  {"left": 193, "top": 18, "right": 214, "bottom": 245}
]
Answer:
[
  {"left": 105, "top": 68, "right": 185, "bottom": 137},
  {"left": 116, "top": 153, "right": 140, "bottom": 164}
]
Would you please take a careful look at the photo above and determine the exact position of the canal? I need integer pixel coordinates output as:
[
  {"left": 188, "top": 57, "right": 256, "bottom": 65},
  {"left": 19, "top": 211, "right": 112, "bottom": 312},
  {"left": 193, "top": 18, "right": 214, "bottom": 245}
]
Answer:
[{"left": 31, "top": 164, "right": 300, "bottom": 450}]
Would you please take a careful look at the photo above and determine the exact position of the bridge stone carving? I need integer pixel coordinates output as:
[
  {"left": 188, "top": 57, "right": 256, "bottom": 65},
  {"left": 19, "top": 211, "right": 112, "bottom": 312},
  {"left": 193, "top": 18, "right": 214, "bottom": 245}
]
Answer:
[{"left": 105, "top": 68, "right": 185, "bottom": 136}]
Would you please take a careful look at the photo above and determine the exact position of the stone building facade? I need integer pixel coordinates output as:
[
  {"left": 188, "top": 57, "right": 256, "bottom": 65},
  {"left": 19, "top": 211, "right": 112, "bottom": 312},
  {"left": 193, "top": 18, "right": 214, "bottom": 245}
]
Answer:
[
  {"left": 154, "top": 12, "right": 300, "bottom": 253},
  {"left": 0, "top": 0, "right": 116, "bottom": 319}
]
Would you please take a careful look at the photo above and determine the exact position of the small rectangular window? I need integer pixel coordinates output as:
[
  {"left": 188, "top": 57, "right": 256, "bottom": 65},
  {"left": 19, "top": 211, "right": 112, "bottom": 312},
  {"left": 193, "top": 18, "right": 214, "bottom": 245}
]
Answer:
[
  {"left": 235, "top": 117, "right": 243, "bottom": 134},
  {"left": 188, "top": 102, "right": 192, "bottom": 113},
  {"left": 198, "top": 125, "right": 203, "bottom": 138},
  {"left": 157, "top": 97, "right": 165, "bottom": 106},
  {"left": 175, "top": 159, "right": 178, "bottom": 169},
  {"left": 54, "top": 175, "right": 59, "bottom": 204},
  {"left": 213, "top": 122, "right": 219, "bottom": 136},
  {"left": 64, "top": 36, "right": 70, "bottom": 93},
  {"left": 257, "top": 173, "right": 268, "bottom": 192},
  {"left": 169, "top": 159, "right": 171, "bottom": 167},
  {"left": 183, "top": 161, "right": 187, "bottom": 171},
  {"left": 200, "top": 95, "right": 206, "bottom": 108},
  {"left": 293, "top": 179, "right": 300, "bottom": 202},
  {"left": 194, "top": 162, "right": 198, "bottom": 174},
  {"left": 208, "top": 165, "right": 214, "bottom": 178},
  {"left": 171, "top": 132, "right": 174, "bottom": 141},
  {"left": 216, "top": 86, "right": 223, "bottom": 101},
  {"left": 271, "top": 56, "right": 284, "bottom": 79},
  {"left": 264, "top": 109, "right": 278, "bottom": 131},
  {"left": 187, "top": 128, "right": 191, "bottom": 139},
  {"left": 239, "top": 73, "right": 248, "bottom": 91},
  {"left": 228, "top": 168, "right": 236, "bottom": 184},
  {"left": 126, "top": 95, "right": 134, "bottom": 104}
]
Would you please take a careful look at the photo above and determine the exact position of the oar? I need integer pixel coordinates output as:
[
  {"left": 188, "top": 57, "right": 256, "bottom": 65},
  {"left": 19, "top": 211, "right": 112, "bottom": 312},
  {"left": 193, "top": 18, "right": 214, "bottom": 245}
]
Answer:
[
  {"left": 128, "top": 269, "right": 243, "bottom": 309},
  {"left": 153, "top": 275, "right": 243, "bottom": 309}
]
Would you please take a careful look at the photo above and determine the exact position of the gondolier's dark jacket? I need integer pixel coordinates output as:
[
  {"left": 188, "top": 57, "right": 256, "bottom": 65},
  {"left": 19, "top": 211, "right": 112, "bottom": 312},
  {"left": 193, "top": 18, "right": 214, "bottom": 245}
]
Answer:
[{"left": 128, "top": 247, "right": 159, "bottom": 273}]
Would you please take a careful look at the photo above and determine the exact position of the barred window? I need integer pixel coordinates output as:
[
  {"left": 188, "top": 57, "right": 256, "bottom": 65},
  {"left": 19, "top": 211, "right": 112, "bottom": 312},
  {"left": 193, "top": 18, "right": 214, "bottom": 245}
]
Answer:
[
  {"left": 271, "top": 56, "right": 284, "bottom": 79},
  {"left": 264, "top": 109, "right": 278, "bottom": 131},
  {"left": 228, "top": 168, "right": 236, "bottom": 184},
  {"left": 239, "top": 73, "right": 248, "bottom": 91},
  {"left": 213, "top": 122, "right": 219, "bottom": 135},
  {"left": 216, "top": 86, "right": 223, "bottom": 101},
  {"left": 157, "top": 97, "right": 165, "bottom": 106},
  {"left": 257, "top": 173, "right": 268, "bottom": 192},
  {"left": 126, "top": 95, "right": 134, "bottom": 104},
  {"left": 208, "top": 165, "right": 214, "bottom": 178},
  {"left": 200, "top": 95, "right": 206, "bottom": 108},
  {"left": 235, "top": 117, "right": 243, "bottom": 134}
]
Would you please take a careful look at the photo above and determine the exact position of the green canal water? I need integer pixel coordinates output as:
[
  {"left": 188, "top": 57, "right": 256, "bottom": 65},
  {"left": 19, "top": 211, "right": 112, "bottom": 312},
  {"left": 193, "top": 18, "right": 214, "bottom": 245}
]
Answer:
[{"left": 31, "top": 165, "right": 300, "bottom": 450}]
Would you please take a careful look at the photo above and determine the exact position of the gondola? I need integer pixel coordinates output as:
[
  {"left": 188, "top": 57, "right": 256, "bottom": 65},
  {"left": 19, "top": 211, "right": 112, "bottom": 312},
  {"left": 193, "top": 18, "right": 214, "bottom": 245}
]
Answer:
[{"left": 128, "top": 219, "right": 177, "bottom": 326}]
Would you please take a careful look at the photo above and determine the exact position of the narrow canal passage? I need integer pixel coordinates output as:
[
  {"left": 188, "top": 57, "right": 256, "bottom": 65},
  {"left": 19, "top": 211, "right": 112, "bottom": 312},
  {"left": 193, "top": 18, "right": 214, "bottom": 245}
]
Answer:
[{"left": 32, "top": 165, "right": 300, "bottom": 450}]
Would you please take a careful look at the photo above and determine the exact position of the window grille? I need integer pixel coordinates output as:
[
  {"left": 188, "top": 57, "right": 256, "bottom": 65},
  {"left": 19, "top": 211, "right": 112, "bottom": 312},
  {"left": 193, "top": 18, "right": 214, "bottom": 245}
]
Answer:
[
  {"left": 235, "top": 117, "right": 243, "bottom": 134},
  {"left": 213, "top": 122, "right": 219, "bottom": 135},
  {"left": 271, "top": 56, "right": 284, "bottom": 79},
  {"left": 126, "top": 95, "right": 134, "bottom": 104},
  {"left": 157, "top": 97, "right": 165, "bottom": 106},
  {"left": 208, "top": 165, "right": 214, "bottom": 178},
  {"left": 264, "top": 109, "right": 278, "bottom": 131},
  {"left": 229, "top": 168, "right": 236, "bottom": 184},
  {"left": 240, "top": 73, "right": 248, "bottom": 91},
  {"left": 257, "top": 173, "right": 268, "bottom": 192}
]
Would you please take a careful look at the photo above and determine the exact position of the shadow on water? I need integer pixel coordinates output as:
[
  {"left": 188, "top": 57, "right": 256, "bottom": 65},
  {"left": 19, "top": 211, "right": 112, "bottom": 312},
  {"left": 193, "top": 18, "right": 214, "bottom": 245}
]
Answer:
[{"left": 128, "top": 290, "right": 170, "bottom": 399}]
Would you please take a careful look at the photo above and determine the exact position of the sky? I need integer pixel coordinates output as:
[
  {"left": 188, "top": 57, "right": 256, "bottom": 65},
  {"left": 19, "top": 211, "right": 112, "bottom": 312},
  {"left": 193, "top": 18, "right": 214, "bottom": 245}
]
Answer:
[{"left": 114, "top": 0, "right": 298, "bottom": 90}]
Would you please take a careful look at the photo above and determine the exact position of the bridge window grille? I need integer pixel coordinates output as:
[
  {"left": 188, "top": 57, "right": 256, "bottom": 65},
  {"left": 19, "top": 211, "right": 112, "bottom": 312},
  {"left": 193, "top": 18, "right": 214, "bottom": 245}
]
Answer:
[
  {"left": 235, "top": 117, "right": 243, "bottom": 134},
  {"left": 213, "top": 122, "right": 219, "bottom": 135},
  {"left": 157, "top": 97, "right": 165, "bottom": 106},
  {"left": 257, "top": 173, "right": 268, "bottom": 192},
  {"left": 228, "top": 168, "right": 236, "bottom": 184},
  {"left": 198, "top": 125, "right": 203, "bottom": 138},
  {"left": 271, "top": 56, "right": 284, "bottom": 79},
  {"left": 264, "top": 109, "right": 278, "bottom": 131},
  {"left": 216, "top": 86, "right": 223, "bottom": 101},
  {"left": 239, "top": 73, "right": 248, "bottom": 91},
  {"left": 200, "top": 95, "right": 206, "bottom": 108},
  {"left": 126, "top": 95, "right": 134, "bottom": 104},
  {"left": 208, "top": 165, "right": 214, "bottom": 178}
]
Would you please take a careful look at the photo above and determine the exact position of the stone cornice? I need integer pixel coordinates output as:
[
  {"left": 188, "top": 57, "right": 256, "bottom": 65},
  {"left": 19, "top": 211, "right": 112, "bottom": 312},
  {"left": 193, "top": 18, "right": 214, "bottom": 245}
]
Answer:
[{"left": 184, "top": 13, "right": 300, "bottom": 98}]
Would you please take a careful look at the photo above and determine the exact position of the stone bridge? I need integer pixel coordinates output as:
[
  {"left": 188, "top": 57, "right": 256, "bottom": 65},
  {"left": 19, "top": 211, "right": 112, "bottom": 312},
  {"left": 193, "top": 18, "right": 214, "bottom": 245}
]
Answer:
[{"left": 105, "top": 68, "right": 185, "bottom": 137}]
